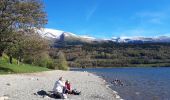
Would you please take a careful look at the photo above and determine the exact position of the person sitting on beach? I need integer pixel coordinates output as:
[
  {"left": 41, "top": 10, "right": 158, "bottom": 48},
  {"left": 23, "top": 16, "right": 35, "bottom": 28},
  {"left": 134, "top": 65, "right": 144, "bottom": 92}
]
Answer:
[
  {"left": 53, "top": 77, "right": 67, "bottom": 99},
  {"left": 65, "top": 80, "right": 72, "bottom": 94},
  {"left": 65, "top": 80, "right": 81, "bottom": 95}
]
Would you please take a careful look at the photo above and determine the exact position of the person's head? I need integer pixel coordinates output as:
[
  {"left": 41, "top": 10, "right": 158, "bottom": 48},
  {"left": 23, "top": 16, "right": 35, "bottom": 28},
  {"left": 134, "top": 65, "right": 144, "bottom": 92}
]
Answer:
[
  {"left": 66, "top": 80, "right": 70, "bottom": 84},
  {"left": 59, "top": 77, "right": 63, "bottom": 81}
]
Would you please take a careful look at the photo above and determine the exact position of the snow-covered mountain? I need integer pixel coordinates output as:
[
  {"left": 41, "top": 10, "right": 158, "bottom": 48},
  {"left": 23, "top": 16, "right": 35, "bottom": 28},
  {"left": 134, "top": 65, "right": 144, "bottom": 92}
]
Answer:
[
  {"left": 38, "top": 28, "right": 63, "bottom": 39},
  {"left": 38, "top": 28, "right": 96, "bottom": 43},
  {"left": 38, "top": 28, "right": 170, "bottom": 44},
  {"left": 112, "top": 36, "right": 170, "bottom": 43}
]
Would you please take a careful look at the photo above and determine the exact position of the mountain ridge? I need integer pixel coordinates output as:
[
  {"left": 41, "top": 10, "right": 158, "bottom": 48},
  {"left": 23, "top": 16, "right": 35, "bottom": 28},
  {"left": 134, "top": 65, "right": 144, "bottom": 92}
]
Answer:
[{"left": 38, "top": 28, "right": 170, "bottom": 43}]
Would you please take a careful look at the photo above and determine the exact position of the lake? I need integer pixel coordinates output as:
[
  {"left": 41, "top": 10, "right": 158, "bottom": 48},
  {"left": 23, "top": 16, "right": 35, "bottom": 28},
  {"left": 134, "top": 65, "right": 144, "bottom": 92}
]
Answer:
[{"left": 71, "top": 67, "right": 170, "bottom": 100}]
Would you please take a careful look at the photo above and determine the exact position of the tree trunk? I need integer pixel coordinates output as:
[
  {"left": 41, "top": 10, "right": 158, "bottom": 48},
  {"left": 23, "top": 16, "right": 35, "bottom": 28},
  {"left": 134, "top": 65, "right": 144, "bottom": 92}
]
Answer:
[
  {"left": 0, "top": 52, "right": 2, "bottom": 57},
  {"left": 9, "top": 55, "right": 13, "bottom": 64},
  {"left": 0, "top": 47, "right": 5, "bottom": 57},
  {"left": 19, "top": 57, "right": 22, "bottom": 62},
  {"left": 0, "top": 50, "right": 3, "bottom": 57},
  {"left": 17, "top": 56, "right": 22, "bottom": 65},
  {"left": 17, "top": 60, "right": 20, "bottom": 65}
]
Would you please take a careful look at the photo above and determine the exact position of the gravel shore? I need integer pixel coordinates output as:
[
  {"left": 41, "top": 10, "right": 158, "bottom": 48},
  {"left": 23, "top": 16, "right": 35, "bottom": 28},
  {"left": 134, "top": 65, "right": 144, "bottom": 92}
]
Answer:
[{"left": 0, "top": 70, "right": 120, "bottom": 100}]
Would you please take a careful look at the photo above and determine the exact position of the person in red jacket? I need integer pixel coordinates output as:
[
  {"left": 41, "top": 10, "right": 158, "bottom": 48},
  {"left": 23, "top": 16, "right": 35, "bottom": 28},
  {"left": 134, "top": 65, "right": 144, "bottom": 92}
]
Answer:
[
  {"left": 65, "top": 80, "right": 81, "bottom": 95},
  {"left": 65, "top": 80, "right": 72, "bottom": 94}
]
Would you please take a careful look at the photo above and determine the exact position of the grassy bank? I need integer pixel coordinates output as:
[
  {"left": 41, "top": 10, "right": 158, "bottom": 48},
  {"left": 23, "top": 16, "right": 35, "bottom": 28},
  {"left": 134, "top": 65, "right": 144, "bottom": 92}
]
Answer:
[{"left": 0, "top": 54, "right": 50, "bottom": 74}]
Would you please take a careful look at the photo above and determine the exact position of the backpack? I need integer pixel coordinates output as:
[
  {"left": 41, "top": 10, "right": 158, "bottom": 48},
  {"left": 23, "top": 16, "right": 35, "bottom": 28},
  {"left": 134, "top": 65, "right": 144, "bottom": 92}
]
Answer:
[{"left": 72, "top": 89, "right": 81, "bottom": 95}]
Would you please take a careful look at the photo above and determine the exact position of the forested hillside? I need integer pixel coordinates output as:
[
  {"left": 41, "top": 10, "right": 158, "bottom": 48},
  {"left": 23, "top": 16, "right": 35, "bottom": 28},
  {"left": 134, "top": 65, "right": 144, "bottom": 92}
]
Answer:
[{"left": 50, "top": 42, "right": 170, "bottom": 68}]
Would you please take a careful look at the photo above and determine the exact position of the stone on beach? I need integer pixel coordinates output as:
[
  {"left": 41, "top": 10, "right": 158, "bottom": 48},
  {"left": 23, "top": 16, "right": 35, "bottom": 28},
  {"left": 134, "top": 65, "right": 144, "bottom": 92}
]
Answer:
[{"left": 0, "top": 96, "right": 9, "bottom": 100}]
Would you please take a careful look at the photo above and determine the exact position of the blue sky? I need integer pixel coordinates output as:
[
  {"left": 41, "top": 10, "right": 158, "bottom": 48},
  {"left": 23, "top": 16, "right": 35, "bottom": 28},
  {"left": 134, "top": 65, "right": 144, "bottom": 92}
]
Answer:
[{"left": 43, "top": 0, "right": 170, "bottom": 39}]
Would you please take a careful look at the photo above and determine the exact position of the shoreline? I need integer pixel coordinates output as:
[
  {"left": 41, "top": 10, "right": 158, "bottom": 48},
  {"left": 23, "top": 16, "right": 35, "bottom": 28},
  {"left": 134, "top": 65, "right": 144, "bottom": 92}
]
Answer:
[
  {"left": 71, "top": 66, "right": 170, "bottom": 69},
  {"left": 70, "top": 68, "right": 123, "bottom": 100},
  {"left": 82, "top": 70, "right": 122, "bottom": 100},
  {"left": 96, "top": 74, "right": 122, "bottom": 100},
  {"left": 0, "top": 70, "right": 120, "bottom": 100}
]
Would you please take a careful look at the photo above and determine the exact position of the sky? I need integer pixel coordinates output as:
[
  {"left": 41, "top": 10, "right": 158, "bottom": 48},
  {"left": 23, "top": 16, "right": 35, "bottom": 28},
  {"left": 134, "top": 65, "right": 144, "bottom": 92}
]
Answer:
[{"left": 43, "top": 0, "right": 170, "bottom": 39}]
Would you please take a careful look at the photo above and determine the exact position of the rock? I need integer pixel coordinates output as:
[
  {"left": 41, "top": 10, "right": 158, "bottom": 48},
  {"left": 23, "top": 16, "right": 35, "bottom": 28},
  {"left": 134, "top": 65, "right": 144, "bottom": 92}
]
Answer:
[
  {"left": 29, "top": 78, "right": 34, "bottom": 80},
  {"left": 111, "top": 79, "right": 124, "bottom": 86},
  {"left": 6, "top": 83, "right": 10, "bottom": 86},
  {"left": 112, "top": 91, "right": 118, "bottom": 94},
  {"left": 135, "top": 92, "right": 140, "bottom": 95},
  {"left": 115, "top": 95, "right": 120, "bottom": 99},
  {"left": 0, "top": 96, "right": 9, "bottom": 100},
  {"left": 43, "top": 95, "right": 50, "bottom": 99},
  {"left": 33, "top": 93, "right": 37, "bottom": 96}
]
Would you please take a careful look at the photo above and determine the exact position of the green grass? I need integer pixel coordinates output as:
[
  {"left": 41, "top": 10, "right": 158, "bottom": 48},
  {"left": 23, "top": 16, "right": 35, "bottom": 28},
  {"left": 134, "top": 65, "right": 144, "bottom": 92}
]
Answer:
[{"left": 0, "top": 54, "right": 50, "bottom": 74}]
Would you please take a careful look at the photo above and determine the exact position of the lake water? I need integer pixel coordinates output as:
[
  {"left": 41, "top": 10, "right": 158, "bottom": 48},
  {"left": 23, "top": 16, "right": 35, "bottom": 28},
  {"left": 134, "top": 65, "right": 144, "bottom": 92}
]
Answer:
[{"left": 71, "top": 67, "right": 170, "bottom": 100}]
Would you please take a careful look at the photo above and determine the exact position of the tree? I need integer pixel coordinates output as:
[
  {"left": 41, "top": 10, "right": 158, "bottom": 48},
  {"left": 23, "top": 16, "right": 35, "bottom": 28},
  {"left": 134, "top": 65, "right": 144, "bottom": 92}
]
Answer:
[
  {"left": 0, "top": 0, "right": 47, "bottom": 56},
  {"left": 56, "top": 51, "right": 69, "bottom": 70},
  {"left": 4, "top": 32, "right": 24, "bottom": 64},
  {"left": 33, "top": 52, "right": 52, "bottom": 67},
  {"left": 22, "top": 33, "right": 49, "bottom": 64}
]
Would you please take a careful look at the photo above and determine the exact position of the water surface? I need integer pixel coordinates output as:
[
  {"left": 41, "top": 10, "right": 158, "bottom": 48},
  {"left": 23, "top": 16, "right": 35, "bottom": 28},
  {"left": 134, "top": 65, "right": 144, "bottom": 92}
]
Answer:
[{"left": 72, "top": 67, "right": 170, "bottom": 100}]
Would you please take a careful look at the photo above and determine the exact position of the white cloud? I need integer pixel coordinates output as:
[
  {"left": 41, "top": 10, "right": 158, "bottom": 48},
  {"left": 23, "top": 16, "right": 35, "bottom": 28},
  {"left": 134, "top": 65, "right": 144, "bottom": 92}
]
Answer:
[
  {"left": 159, "top": 33, "right": 170, "bottom": 36},
  {"left": 135, "top": 11, "right": 167, "bottom": 24},
  {"left": 119, "top": 29, "right": 149, "bottom": 37},
  {"left": 112, "top": 28, "right": 161, "bottom": 38},
  {"left": 149, "top": 18, "right": 162, "bottom": 24},
  {"left": 136, "top": 12, "right": 165, "bottom": 18},
  {"left": 86, "top": 6, "right": 98, "bottom": 21},
  {"left": 85, "top": 0, "right": 104, "bottom": 21}
]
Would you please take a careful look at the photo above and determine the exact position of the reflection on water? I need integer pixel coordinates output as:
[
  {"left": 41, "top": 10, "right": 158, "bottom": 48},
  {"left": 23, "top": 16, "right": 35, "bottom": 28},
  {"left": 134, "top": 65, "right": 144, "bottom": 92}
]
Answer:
[{"left": 72, "top": 67, "right": 170, "bottom": 100}]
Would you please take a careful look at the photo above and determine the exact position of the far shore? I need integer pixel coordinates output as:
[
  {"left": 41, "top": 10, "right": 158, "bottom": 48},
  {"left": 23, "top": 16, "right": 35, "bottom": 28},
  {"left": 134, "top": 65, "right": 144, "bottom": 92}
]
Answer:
[
  {"left": 0, "top": 70, "right": 121, "bottom": 100},
  {"left": 70, "top": 65, "right": 170, "bottom": 69}
]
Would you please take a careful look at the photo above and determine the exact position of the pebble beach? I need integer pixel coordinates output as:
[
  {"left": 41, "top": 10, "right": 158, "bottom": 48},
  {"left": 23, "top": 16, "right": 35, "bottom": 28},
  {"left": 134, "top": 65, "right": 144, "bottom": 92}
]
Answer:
[{"left": 0, "top": 70, "right": 120, "bottom": 100}]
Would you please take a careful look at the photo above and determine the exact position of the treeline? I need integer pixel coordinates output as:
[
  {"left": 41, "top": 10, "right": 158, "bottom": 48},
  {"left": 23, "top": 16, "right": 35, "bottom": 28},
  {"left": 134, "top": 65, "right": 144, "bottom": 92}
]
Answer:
[
  {"left": 50, "top": 42, "right": 170, "bottom": 68},
  {"left": 0, "top": 0, "right": 68, "bottom": 70}
]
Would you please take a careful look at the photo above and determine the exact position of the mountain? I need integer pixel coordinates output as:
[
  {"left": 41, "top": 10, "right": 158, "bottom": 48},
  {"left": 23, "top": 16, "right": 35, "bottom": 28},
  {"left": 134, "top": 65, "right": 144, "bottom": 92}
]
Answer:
[
  {"left": 112, "top": 36, "right": 170, "bottom": 43},
  {"left": 38, "top": 28, "right": 96, "bottom": 43},
  {"left": 38, "top": 28, "right": 63, "bottom": 39},
  {"left": 38, "top": 28, "right": 170, "bottom": 45}
]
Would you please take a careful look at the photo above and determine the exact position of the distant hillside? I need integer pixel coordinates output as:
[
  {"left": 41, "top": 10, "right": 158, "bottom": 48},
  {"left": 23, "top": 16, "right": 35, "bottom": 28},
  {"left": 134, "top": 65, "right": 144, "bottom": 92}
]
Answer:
[{"left": 49, "top": 42, "right": 170, "bottom": 68}]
